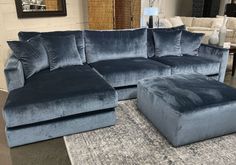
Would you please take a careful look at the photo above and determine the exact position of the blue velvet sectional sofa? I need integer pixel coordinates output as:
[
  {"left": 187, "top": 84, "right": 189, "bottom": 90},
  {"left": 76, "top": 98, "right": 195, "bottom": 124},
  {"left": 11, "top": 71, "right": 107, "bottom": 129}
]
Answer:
[{"left": 3, "top": 27, "right": 229, "bottom": 147}]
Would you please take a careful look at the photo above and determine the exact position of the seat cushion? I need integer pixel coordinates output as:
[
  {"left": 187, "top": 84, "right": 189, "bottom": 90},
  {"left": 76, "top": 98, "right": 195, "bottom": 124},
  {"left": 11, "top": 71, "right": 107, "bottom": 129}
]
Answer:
[
  {"left": 151, "top": 55, "right": 220, "bottom": 75},
  {"left": 4, "top": 65, "right": 117, "bottom": 128},
  {"left": 90, "top": 58, "right": 171, "bottom": 88}
]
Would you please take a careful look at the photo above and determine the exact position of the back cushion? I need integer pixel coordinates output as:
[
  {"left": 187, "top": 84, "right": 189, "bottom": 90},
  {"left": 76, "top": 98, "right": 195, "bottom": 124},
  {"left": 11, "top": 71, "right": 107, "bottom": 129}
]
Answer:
[
  {"left": 84, "top": 28, "right": 147, "bottom": 63},
  {"left": 168, "top": 16, "right": 184, "bottom": 27},
  {"left": 227, "top": 17, "right": 236, "bottom": 30},
  {"left": 180, "top": 17, "right": 194, "bottom": 27},
  {"left": 192, "top": 18, "right": 213, "bottom": 28},
  {"left": 147, "top": 25, "right": 186, "bottom": 58},
  {"left": 18, "top": 31, "right": 86, "bottom": 63}
]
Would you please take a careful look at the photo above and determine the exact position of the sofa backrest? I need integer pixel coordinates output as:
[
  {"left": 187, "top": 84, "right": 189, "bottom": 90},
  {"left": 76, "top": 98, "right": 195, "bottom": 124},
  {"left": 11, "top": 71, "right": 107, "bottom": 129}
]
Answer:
[
  {"left": 192, "top": 18, "right": 213, "bottom": 28},
  {"left": 84, "top": 28, "right": 147, "bottom": 63},
  {"left": 227, "top": 17, "right": 236, "bottom": 30},
  {"left": 18, "top": 31, "right": 86, "bottom": 63},
  {"left": 180, "top": 17, "right": 194, "bottom": 27},
  {"left": 147, "top": 25, "right": 186, "bottom": 58}
]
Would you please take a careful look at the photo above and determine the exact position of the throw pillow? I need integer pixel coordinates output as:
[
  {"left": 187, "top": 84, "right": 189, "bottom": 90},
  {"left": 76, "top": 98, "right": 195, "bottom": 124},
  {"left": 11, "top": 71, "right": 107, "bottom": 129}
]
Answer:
[
  {"left": 7, "top": 35, "right": 49, "bottom": 79},
  {"left": 18, "top": 30, "right": 86, "bottom": 63},
  {"left": 42, "top": 35, "right": 83, "bottom": 71},
  {"left": 168, "top": 16, "right": 184, "bottom": 27},
  {"left": 180, "top": 17, "right": 194, "bottom": 27},
  {"left": 153, "top": 30, "right": 182, "bottom": 57},
  {"left": 181, "top": 30, "right": 204, "bottom": 56},
  {"left": 159, "top": 18, "right": 173, "bottom": 28},
  {"left": 147, "top": 25, "right": 186, "bottom": 58}
]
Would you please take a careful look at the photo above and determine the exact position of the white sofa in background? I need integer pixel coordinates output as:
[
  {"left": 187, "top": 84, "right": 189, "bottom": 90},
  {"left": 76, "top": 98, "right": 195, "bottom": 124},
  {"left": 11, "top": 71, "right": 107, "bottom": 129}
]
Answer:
[{"left": 159, "top": 16, "right": 236, "bottom": 44}]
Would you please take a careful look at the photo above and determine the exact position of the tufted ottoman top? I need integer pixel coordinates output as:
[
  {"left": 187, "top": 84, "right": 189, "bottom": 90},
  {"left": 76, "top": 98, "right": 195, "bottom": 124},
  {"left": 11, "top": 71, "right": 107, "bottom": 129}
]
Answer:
[{"left": 138, "top": 74, "right": 236, "bottom": 113}]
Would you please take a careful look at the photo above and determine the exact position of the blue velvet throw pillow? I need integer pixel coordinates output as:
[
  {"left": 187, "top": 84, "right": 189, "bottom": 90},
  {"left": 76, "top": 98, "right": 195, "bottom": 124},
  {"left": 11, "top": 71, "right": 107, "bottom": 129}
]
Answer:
[
  {"left": 7, "top": 35, "right": 49, "bottom": 79},
  {"left": 147, "top": 25, "right": 186, "bottom": 58},
  {"left": 153, "top": 30, "right": 182, "bottom": 57},
  {"left": 42, "top": 35, "right": 83, "bottom": 71},
  {"left": 18, "top": 31, "right": 86, "bottom": 63},
  {"left": 181, "top": 30, "right": 204, "bottom": 56}
]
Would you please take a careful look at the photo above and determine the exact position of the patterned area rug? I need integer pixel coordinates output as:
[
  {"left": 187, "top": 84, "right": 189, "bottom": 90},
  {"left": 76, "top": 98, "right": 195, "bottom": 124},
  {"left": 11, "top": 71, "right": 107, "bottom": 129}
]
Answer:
[{"left": 64, "top": 100, "right": 236, "bottom": 165}]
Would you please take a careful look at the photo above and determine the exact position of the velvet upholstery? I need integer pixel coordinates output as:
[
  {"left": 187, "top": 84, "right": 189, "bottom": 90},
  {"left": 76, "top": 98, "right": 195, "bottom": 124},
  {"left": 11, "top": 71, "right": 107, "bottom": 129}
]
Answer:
[
  {"left": 3, "top": 28, "right": 230, "bottom": 147},
  {"left": 116, "top": 86, "right": 137, "bottom": 101},
  {"left": 90, "top": 58, "right": 171, "bottom": 88},
  {"left": 4, "top": 55, "right": 25, "bottom": 91},
  {"left": 85, "top": 28, "right": 147, "bottom": 63},
  {"left": 147, "top": 25, "right": 186, "bottom": 57},
  {"left": 151, "top": 55, "right": 220, "bottom": 75},
  {"left": 208, "top": 74, "right": 219, "bottom": 81},
  {"left": 18, "top": 31, "right": 86, "bottom": 63},
  {"left": 153, "top": 30, "right": 182, "bottom": 57},
  {"left": 6, "top": 108, "right": 116, "bottom": 147},
  {"left": 7, "top": 36, "right": 48, "bottom": 79},
  {"left": 3, "top": 65, "right": 118, "bottom": 128},
  {"left": 137, "top": 74, "right": 236, "bottom": 146},
  {"left": 181, "top": 30, "right": 204, "bottom": 56},
  {"left": 198, "top": 44, "right": 229, "bottom": 82},
  {"left": 42, "top": 35, "right": 83, "bottom": 71}
]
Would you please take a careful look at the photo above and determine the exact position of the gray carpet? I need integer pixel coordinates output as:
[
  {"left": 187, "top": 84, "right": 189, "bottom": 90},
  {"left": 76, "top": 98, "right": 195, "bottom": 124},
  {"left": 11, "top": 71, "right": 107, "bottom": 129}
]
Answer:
[{"left": 64, "top": 100, "right": 236, "bottom": 165}]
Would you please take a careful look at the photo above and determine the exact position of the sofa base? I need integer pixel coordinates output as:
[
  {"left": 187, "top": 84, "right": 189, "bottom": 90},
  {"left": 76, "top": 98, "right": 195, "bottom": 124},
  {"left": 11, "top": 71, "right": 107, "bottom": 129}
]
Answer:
[
  {"left": 6, "top": 109, "right": 116, "bottom": 148},
  {"left": 116, "top": 86, "right": 137, "bottom": 101}
]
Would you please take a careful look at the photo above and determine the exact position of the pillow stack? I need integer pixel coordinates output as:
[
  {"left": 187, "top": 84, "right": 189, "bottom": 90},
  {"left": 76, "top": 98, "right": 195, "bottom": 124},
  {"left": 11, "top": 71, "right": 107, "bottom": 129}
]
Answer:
[
  {"left": 8, "top": 32, "right": 84, "bottom": 79},
  {"left": 152, "top": 27, "right": 204, "bottom": 57}
]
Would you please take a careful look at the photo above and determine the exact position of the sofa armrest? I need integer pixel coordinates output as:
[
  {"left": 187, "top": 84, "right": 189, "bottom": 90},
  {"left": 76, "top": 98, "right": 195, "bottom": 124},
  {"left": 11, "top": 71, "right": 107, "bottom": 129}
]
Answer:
[
  {"left": 4, "top": 54, "right": 25, "bottom": 92},
  {"left": 198, "top": 44, "right": 229, "bottom": 82}
]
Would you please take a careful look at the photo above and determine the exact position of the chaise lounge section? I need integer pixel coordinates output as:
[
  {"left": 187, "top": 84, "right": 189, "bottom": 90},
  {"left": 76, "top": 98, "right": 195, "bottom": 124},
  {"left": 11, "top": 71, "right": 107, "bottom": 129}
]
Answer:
[{"left": 4, "top": 62, "right": 118, "bottom": 147}]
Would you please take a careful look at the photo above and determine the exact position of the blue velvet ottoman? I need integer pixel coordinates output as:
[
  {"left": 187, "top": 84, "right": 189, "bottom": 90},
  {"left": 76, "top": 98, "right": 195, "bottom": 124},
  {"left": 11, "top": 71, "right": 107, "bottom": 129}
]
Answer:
[{"left": 137, "top": 74, "right": 236, "bottom": 147}]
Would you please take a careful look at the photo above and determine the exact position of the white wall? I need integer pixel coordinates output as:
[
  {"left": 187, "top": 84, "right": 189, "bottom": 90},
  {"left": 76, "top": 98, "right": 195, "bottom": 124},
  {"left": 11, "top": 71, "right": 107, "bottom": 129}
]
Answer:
[{"left": 0, "top": 0, "right": 88, "bottom": 90}]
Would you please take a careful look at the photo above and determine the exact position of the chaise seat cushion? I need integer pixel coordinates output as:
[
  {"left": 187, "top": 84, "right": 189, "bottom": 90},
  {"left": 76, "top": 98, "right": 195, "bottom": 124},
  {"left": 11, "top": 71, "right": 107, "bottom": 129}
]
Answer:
[
  {"left": 90, "top": 58, "right": 171, "bottom": 88},
  {"left": 151, "top": 55, "right": 220, "bottom": 75},
  {"left": 3, "top": 65, "right": 117, "bottom": 128}
]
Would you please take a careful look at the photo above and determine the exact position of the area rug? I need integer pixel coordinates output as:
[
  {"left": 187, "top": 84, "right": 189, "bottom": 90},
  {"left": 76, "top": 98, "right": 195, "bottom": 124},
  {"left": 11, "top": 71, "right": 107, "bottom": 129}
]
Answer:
[{"left": 64, "top": 100, "right": 236, "bottom": 165}]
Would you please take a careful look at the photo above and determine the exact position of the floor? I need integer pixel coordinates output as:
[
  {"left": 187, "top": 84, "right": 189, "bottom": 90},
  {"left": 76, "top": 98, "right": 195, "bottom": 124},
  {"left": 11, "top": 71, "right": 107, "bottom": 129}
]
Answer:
[{"left": 1, "top": 56, "right": 236, "bottom": 165}]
